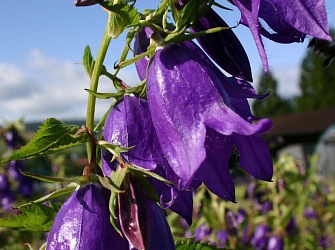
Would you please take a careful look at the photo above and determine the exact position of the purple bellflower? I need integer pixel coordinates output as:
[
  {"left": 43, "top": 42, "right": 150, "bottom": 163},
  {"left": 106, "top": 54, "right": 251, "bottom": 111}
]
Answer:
[
  {"left": 46, "top": 184, "right": 129, "bottom": 250},
  {"left": 146, "top": 41, "right": 273, "bottom": 201},
  {"left": 231, "top": 0, "right": 332, "bottom": 72},
  {"left": 267, "top": 235, "right": 284, "bottom": 250},
  {"left": 101, "top": 95, "right": 194, "bottom": 225},
  {"left": 133, "top": 27, "right": 272, "bottom": 204},
  {"left": 47, "top": 184, "right": 175, "bottom": 250}
]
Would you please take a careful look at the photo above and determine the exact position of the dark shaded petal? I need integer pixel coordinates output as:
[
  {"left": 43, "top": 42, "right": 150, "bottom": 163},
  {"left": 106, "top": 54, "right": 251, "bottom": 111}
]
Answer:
[
  {"left": 195, "top": 128, "right": 235, "bottom": 202},
  {"left": 147, "top": 43, "right": 272, "bottom": 188},
  {"left": 258, "top": 1, "right": 306, "bottom": 43},
  {"left": 231, "top": 134, "right": 273, "bottom": 181},
  {"left": 191, "top": 8, "right": 252, "bottom": 81},
  {"left": 47, "top": 184, "right": 129, "bottom": 250},
  {"left": 134, "top": 27, "right": 153, "bottom": 81},
  {"left": 148, "top": 202, "right": 176, "bottom": 250},
  {"left": 74, "top": 0, "right": 98, "bottom": 6}
]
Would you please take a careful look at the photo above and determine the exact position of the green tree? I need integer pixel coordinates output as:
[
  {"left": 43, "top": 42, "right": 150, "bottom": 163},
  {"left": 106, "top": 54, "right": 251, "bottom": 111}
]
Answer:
[
  {"left": 252, "top": 71, "right": 293, "bottom": 118},
  {"left": 295, "top": 29, "right": 335, "bottom": 112}
]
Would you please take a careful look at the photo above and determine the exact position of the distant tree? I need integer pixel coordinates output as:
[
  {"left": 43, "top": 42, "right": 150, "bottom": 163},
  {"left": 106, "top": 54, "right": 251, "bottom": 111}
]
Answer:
[
  {"left": 252, "top": 71, "right": 293, "bottom": 118},
  {"left": 295, "top": 29, "right": 335, "bottom": 112}
]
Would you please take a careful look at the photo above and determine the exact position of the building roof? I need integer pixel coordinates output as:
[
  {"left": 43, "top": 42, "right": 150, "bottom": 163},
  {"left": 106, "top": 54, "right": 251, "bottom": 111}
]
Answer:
[{"left": 267, "top": 107, "right": 335, "bottom": 137}]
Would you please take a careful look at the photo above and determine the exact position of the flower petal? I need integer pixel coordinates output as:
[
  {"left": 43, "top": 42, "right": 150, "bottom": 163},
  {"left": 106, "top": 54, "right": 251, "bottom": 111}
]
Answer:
[{"left": 191, "top": 8, "right": 252, "bottom": 81}]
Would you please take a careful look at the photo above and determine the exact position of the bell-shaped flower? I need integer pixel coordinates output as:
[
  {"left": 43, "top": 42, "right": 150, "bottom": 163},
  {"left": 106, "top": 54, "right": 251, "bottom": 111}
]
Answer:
[
  {"left": 46, "top": 183, "right": 175, "bottom": 250},
  {"left": 231, "top": 0, "right": 332, "bottom": 72},
  {"left": 101, "top": 95, "right": 194, "bottom": 224},
  {"left": 146, "top": 41, "right": 273, "bottom": 200},
  {"left": 46, "top": 184, "right": 129, "bottom": 250}
]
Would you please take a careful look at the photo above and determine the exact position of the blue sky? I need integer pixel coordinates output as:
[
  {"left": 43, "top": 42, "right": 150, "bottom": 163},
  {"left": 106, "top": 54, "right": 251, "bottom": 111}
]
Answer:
[{"left": 1, "top": 1, "right": 334, "bottom": 124}]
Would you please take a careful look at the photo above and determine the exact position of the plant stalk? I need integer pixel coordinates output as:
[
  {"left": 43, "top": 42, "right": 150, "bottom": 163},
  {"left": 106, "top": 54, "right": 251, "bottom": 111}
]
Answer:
[{"left": 86, "top": 17, "right": 112, "bottom": 162}]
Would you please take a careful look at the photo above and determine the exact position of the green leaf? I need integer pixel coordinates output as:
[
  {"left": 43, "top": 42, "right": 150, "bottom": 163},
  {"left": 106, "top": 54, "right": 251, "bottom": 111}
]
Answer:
[
  {"left": 85, "top": 89, "right": 125, "bottom": 100},
  {"left": 176, "top": 0, "right": 209, "bottom": 31},
  {"left": 18, "top": 183, "right": 79, "bottom": 209},
  {"left": 128, "top": 165, "right": 175, "bottom": 185},
  {"left": 105, "top": 3, "right": 140, "bottom": 39},
  {"left": 83, "top": 45, "right": 95, "bottom": 78},
  {"left": 0, "top": 202, "right": 62, "bottom": 232},
  {"left": 175, "top": 240, "right": 221, "bottom": 250},
  {"left": 2, "top": 118, "right": 88, "bottom": 163},
  {"left": 18, "top": 169, "right": 81, "bottom": 183}
]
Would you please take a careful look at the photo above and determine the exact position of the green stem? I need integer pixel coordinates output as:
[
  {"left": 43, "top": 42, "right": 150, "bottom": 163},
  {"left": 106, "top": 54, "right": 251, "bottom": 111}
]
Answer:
[{"left": 86, "top": 18, "right": 112, "bottom": 162}]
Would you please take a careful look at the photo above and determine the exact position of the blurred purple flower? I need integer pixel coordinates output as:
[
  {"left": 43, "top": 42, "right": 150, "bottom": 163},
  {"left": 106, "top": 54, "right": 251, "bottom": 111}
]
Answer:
[
  {"left": 251, "top": 225, "right": 270, "bottom": 250},
  {"left": 285, "top": 217, "right": 298, "bottom": 236},
  {"left": 267, "top": 236, "right": 283, "bottom": 250},
  {"left": 7, "top": 161, "right": 24, "bottom": 181},
  {"left": 1, "top": 192, "right": 15, "bottom": 211},
  {"left": 261, "top": 200, "right": 273, "bottom": 213},
  {"left": 231, "top": 0, "right": 332, "bottom": 72},
  {"left": 0, "top": 174, "right": 9, "bottom": 191},
  {"left": 225, "top": 211, "right": 238, "bottom": 235},
  {"left": 195, "top": 224, "right": 212, "bottom": 242},
  {"left": 217, "top": 230, "right": 228, "bottom": 246},
  {"left": 304, "top": 207, "right": 317, "bottom": 220}
]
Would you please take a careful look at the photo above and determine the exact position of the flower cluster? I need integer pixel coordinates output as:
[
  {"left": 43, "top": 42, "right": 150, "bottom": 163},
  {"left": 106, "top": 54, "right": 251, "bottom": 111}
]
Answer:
[{"left": 44, "top": 0, "right": 332, "bottom": 248}]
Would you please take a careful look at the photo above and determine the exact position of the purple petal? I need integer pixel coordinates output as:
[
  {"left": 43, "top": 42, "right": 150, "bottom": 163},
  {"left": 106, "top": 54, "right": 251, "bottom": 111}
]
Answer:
[
  {"left": 102, "top": 95, "right": 163, "bottom": 175},
  {"left": 47, "top": 184, "right": 129, "bottom": 250},
  {"left": 231, "top": 134, "right": 273, "bottom": 181},
  {"left": 147, "top": 43, "right": 272, "bottom": 188},
  {"left": 148, "top": 202, "right": 176, "bottom": 249},
  {"left": 232, "top": 0, "right": 268, "bottom": 73},
  {"left": 191, "top": 8, "right": 252, "bottom": 81},
  {"left": 266, "top": 0, "right": 331, "bottom": 41},
  {"left": 134, "top": 27, "right": 153, "bottom": 81},
  {"left": 195, "top": 128, "right": 235, "bottom": 202}
]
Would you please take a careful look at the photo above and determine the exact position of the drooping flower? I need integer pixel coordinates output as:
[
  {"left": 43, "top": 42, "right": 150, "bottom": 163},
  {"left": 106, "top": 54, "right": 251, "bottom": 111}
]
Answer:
[
  {"left": 251, "top": 224, "right": 270, "bottom": 250},
  {"left": 231, "top": 0, "right": 332, "bottom": 72},
  {"left": 101, "top": 95, "right": 194, "bottom": 224},
  {"left": 46, "top": 184, "right": 129, "bottom": 250},
  {"left": 46, "top": 183, "right": 175, "bottom": 250},
  {"left": 146, "top": 41, "right": 273, "bottom": 200}
]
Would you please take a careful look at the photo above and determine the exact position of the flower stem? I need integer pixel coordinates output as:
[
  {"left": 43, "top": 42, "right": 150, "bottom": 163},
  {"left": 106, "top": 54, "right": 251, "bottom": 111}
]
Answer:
[{"left": 86, "top": 18, "right": 112, "bottom": 162}]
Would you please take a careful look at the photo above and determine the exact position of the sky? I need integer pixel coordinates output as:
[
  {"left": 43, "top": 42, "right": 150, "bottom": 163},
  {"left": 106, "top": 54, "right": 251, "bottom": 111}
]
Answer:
[{"left": 0, "top": 1, "right": 335, "bottom": 124}]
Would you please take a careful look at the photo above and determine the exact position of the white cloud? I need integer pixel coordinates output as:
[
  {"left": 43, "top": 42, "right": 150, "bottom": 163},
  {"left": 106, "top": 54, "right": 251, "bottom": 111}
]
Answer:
[{"left": 0, "top": 49, "right": 140, "bottom": 124}]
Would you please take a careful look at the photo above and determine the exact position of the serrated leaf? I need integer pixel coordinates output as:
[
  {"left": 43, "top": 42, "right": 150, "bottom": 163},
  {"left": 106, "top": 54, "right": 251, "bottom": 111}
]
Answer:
[
  {"left": 175, "top": 240, "right": 221, "bottom": 250},
  {"left": 0, "top": 202, "right": 62, "bottom": 232},
  {"left": 2, "top": 118, "right": 88, "bottom": 163},
  {"left": 83, "top": 45, "right": 95, "bottom": 78},
  {"left": 18, "top": 169, "right": 81, "bottom": 183},
  {"left": 18, "top": 183, "right": 79, "bottom": 209},
  {"left": 105, "top": 3, "right": 140, "bottom": 39}
]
